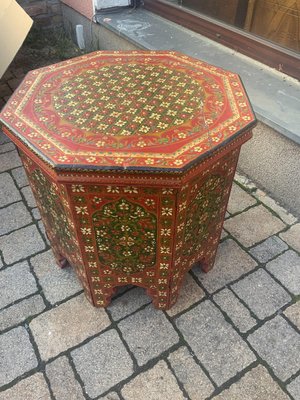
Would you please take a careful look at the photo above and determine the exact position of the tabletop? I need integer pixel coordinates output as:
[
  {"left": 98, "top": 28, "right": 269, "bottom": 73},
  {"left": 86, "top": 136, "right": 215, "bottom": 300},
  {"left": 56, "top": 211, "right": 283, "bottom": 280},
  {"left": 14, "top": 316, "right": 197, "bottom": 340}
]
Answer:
[{"left": 0, "top": 51, "right": 256, "bottom": 172}]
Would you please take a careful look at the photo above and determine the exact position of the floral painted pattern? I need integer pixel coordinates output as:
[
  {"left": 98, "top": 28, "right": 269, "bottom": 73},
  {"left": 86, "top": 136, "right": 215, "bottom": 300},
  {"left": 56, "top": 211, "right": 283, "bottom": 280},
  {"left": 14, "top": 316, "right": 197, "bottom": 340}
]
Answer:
[
  {"left": 0, "top": 51, "right": 256, "bottom": 170},
  {"left": 93, "top": 198, "right": 157, "bottom": 274}
]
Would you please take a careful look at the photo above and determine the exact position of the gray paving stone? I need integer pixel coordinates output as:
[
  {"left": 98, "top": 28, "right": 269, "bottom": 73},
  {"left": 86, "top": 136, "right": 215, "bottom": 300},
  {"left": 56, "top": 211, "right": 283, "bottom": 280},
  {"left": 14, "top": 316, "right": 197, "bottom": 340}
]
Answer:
[
  {"left": 234, "top": 172, "right": 256, "bottom": 191},
  {"left": 213, "top": 365, "right": 289, "bottom": 400},
  {"left": 99, "top": 393, "right": 120, "bottom": 400},
  {"left": 0, "top": 142, "right": 15, "bottom": 154},
  {"left": 118, "top": 305, "right": 179, "bottom": 366},
  {"left": 168, "top": 346, "right": 214, "bottom": 400},
  {"left": 167, "top": 273, "right": 205, "bottom": 317},
  {"left": 21, "top": 185, "right": 36, "bottom": 208},
  {"left": 46, "top": 356, "right": 85, "bottom": 400},
  {"left": 176, "top": 300, "right": 256, "bottom": 386},
  {"left": 254, "top": 189, "right": 298, "bottom": 225},
  {"left": 0, "top": 172, "right": 21, "bottom": 207},
  {"left": 0, "top": 295, "right": 45, "bottom": 331},
  {"left": 224, "top": 205, "right": 286, "bottom": 247},
  {"left": 249, "top": 235, "right": 288, "bottom": 263},
  {"left": 0, "top": 327, "right": 38, "bottom": 386},
  {"left": 227, "top": 183, "right": 256, "bottom": 214},
  {"left": 122, "top": 360, "right": 185, "bottom": 400},
  {"left": 0, "top": 130, "right": 11, "bottom": 145},
  {"left": 72, "top": 329, "right": 134, "bottom": 398},
  {"left": 280, "top": 224, "right": 300, "bottom": 253},
  {"left": 248, "top": 316, "right": 300, "bottom": 381},
  {"left": 193, "top": 239, "right": 257, "bottom": 293},
  {"left": 220, "top": 230, "right": 228, "bottom": 239},
  {"left": 0, "top": 261, "right": 38, "bottom": 309},
  {"left": 0, "top": 201, "right": 32, "bottom": 236},
  {"left": 287, "top": 375, "right": 300, "bottom": 400},
  {"left": 108, "top": 286, "right": 151, "bottom": 321},
  {"left": 284, "top": 301, "right": 300, "bottom": 330},
  {"left": 0, "top": 373, "right": 51, "bottom": 400},
  {"left": 266, "top": 250, "right": 300, "bottom": 295},
  {"left": 11, "top": 166, "right": 29, "bottom": 188},
  {"left": 213, "top": 288, "right": 257, "bottom": 333},
  {"left": 38, "top": 220, "right": 49, "bottom": 244},
  {"left": 0, "top": 225, "right": 46, "bottom": 264},
  {"left": 231, "top": 269, "right": 291, "bottom": 320},
  {"left": 30, "top": 293, "right": 111, "bottom": 360},
  {"left": 31, "top": 250, "right": 82, "bottom": 304},
  {"left": 31, "top": 207, "right": 41, "bottom": 220},
  {"left": 0, "top": 150, "right": 22, "bottom": 173}
]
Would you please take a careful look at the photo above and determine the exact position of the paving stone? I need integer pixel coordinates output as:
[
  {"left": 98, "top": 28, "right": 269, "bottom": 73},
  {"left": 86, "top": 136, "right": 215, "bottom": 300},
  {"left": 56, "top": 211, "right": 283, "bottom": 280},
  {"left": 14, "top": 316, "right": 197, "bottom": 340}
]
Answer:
[
  {"left": 248, "top": 316, "right": 300, "bottom": 381},
  {"left": 234, "top": 172, "right": 257, "bottom": 191},
  {"left": 167, "top": 273, "right": 205, "bottom": 317},
  {"left": 254, "top": 189, "right": 298, "bottom": 225},
  {"left": 99, "top": 393, "right": 120, "bottom": 400},
  {"left": 0, "top": 261, "right": 38, "bottom": 309},
  {"left": 0, "top": 327, "right": 38, "bottom": 386},
  {"left": 176, "top": 300, "right": 256, "bottom": 386},
  {"left": 122, "top": 360, "right": 185, "bottom": 400},
  {"left": 118, "top": 305, "right": 179, "bottom": 366},
  {"left": 227, "top": 183, "right": 256, "bottom": 214},
  {"left": 0, "top": 150, "right": 22, "bottom": 173},
  {"left": 280, "top": 224, "right": 300, "bottom": 253},
  {"left": 0, "top": 373, "right": 51, "bottom": 400},
  {"left": 30, "top": 293, "right": 111, "bottom": 360},
  {"left": 193, "top": 239, "right": 257, "bottom": 293},
  {"left": 0, "top": 130, "right": 11, "bottom": 145},
  {"left": 108, "top": 286, "right": 151, "bottom": 321},
  {"left": 31, "top": 207, "right": 41, "bottom": 220},
  {"left": 168, "top": 346, "right": 214, "bottom": 400},
  {"left": 284, "top": 301, "right": 300, "bottom": 330},
  {"left": 21, "top": 185, "right": 36, "bottom": 208},
  {"left": 0, "top": 225, "right": 46, "bottom": 264},
  {"left": 231, "top": 268, "right": 291, "bottom": 320},
  {"left": 46, "top": 356, "right": 84, "bottom": 400},
  {"left": 0, "top": 201, "right": 32, "bottom": 236},
  {"left": 0, "top": 295, "right": 45, "bottom": 331},
  {"left": 0, "top": 172, "right": 21, "bottom": 207},
  {"left": 266, "top": 250, "right": 300, "bottom": 295},
  {"left": 249, "top": 235, "right": 288, "bottom": 263},
  {"left": 31, "top": 250, "right": 82, "bottom": 304},
  {"left": 38, "top": 220, "right": 49, "bottom": 244},
  {"left": 213, "top": 288, "right": 257, "bottom": 333},
  {"left": 0, "top": 142, "right": 15, "bottom": 153},
  {"left": 213, "top": 365, "right": 289, "bottom": 400},
  {"left": 287, "top": 375, "right": 300, "bottom": 400},
  {"left": 72, "top": 329, "right": 133, "bottom": 398},
  {"left": 224, "top": 205, "right": 286, "bottom": 247},
  {"left": 11, "top": 166, "right": 29, "bottom": 188},
  {"left": 220, "top": 230, "right": 228, "bottom": 239}
]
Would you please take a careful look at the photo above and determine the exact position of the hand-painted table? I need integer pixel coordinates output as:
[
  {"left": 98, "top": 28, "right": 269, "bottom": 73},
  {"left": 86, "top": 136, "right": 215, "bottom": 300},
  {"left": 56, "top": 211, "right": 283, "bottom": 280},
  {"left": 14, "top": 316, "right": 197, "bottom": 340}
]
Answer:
[{"left": 0, "top": 51, "right": 256, "bottom": 309}]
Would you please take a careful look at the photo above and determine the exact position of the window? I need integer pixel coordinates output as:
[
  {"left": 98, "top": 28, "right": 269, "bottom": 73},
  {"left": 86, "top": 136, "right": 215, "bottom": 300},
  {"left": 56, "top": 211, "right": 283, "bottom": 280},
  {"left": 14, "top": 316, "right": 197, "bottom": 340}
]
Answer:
[{"left": 144, "top": 0, "right": 300, "bottom": 80}]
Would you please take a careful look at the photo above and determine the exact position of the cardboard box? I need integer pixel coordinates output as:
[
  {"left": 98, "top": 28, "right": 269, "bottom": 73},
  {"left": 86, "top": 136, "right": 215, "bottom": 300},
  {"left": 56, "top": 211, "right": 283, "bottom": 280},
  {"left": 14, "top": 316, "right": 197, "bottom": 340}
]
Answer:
[{"left": 0, "top": 0, "right": 33, "bottom": 78}]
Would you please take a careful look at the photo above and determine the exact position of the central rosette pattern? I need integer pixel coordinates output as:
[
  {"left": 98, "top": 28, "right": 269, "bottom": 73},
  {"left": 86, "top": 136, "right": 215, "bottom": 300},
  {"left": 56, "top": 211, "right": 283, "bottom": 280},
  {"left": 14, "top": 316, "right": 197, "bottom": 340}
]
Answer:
[{"left": 52, "top": 63, "right": 204, "bottom": 137}]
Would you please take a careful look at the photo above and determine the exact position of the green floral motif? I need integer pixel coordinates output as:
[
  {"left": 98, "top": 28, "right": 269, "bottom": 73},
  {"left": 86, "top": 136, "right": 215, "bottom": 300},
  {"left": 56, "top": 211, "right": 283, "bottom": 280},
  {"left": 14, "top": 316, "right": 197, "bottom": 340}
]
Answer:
[
  {"left": 31, "top": 169, "right": 75, "bottom": 253},
  {"left": 93, "top": 198, "right": 157, "bottom": 274},
  {"left": 183, "top": 175, "right": 225, "bottom": 256}
]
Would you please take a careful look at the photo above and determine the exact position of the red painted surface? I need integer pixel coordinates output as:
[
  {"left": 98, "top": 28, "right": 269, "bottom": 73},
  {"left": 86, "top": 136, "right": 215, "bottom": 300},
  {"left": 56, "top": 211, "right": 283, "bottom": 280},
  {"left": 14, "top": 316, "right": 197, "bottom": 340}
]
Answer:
[{"left": 0, "top": 51, "right": 256, "bottom": 309}]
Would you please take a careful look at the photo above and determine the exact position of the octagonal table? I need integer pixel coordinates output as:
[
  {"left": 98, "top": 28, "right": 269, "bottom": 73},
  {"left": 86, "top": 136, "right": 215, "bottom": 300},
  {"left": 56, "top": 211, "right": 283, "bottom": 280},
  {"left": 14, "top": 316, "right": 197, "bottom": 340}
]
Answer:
[{"left": 0, "top": 51, "right": 256, "bottom": 309}]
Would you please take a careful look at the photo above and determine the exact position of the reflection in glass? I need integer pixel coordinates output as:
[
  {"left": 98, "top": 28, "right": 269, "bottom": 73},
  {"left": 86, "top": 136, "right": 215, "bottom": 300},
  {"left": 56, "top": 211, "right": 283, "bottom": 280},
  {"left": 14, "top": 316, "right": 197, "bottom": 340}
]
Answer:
[{"left": 166, "top": 0, "right": 300, "bottom": 52}]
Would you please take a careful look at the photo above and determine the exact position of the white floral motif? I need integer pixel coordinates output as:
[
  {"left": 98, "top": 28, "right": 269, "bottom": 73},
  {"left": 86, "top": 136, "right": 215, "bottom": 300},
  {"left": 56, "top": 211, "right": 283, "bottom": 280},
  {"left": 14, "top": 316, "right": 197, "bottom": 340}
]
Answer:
[
  {"left": 107, "top": 186, "right": 119, "bottom": 193},
  {"left": 72, "top": 185, "right": 85, "bottom": 193},
  {"left": 75, "top": 206, "right": 88, "bottom": 215}
]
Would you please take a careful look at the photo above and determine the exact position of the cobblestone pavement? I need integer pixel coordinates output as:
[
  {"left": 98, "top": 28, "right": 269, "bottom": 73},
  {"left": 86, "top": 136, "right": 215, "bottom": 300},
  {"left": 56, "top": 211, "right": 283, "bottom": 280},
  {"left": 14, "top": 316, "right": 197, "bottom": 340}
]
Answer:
[{"left": 0, "top": 128, "right": 300, "bottom": 400}]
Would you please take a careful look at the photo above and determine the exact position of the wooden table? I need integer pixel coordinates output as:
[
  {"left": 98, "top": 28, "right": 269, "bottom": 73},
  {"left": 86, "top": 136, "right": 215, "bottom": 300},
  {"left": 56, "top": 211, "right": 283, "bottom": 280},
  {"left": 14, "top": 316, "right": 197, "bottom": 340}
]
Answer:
[{"left": 0, "top": 51, "right": 256, "bottom": 309}]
